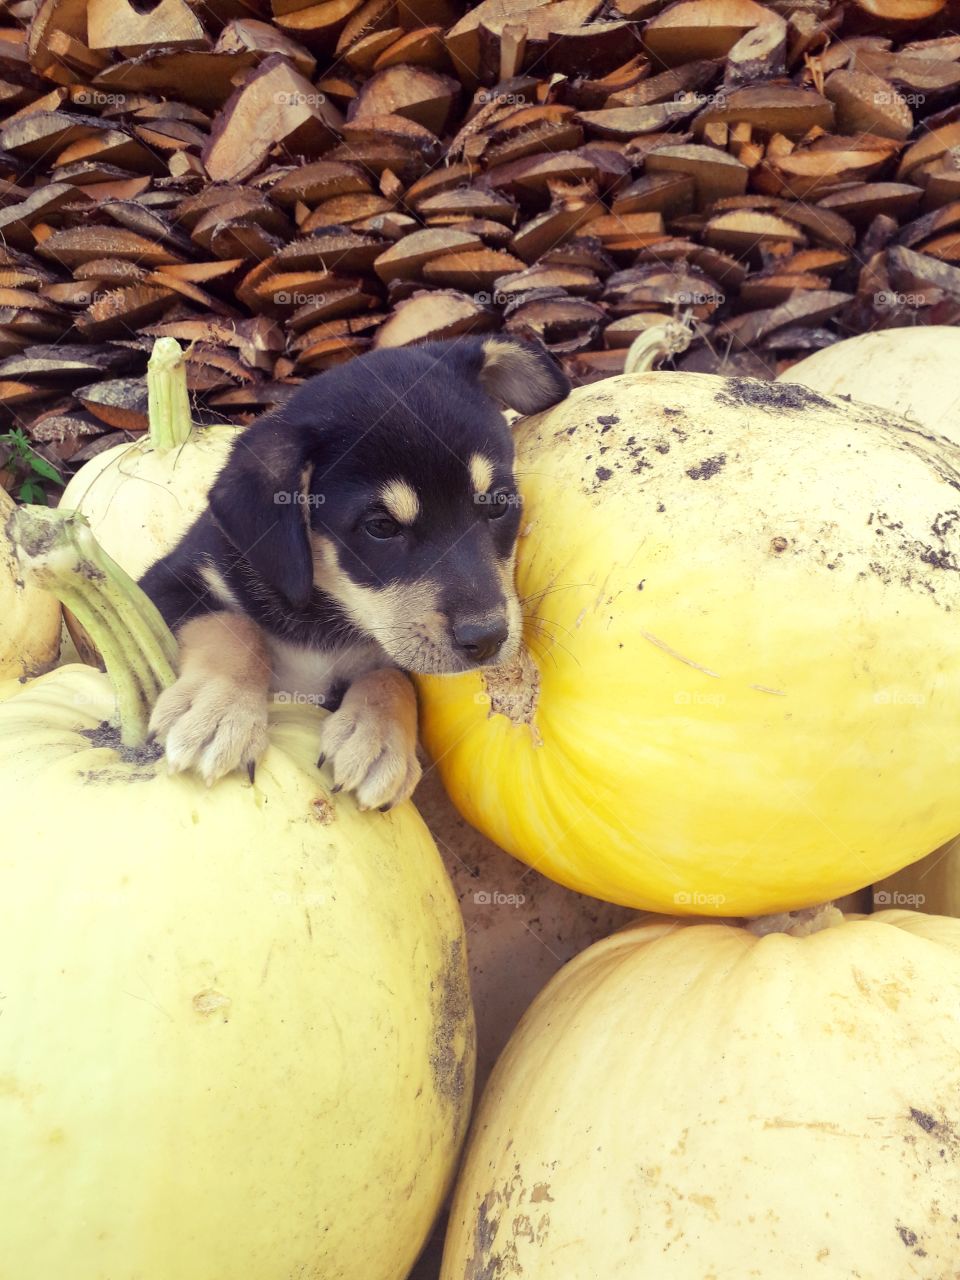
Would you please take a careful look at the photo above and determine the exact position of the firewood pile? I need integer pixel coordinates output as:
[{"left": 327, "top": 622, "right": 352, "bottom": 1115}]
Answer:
[{"left": 2, "top": 0, "right": 960, "bottom": 475}]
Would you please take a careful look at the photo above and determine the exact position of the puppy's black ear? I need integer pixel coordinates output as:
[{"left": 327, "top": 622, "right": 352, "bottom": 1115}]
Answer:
[
  {"left": 428, "top": 335, "right": 569, "bottom": 414},
  {"left": 208, "top": 412, "right": 316, "bottom": 608}
]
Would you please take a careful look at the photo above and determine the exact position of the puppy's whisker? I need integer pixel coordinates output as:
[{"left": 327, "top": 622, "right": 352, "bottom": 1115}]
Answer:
[
  {"left": 518, "top": 582, "right": 591, "bottom": 607},
  {"left": 523, "top": 619, "right": 580, "bottom": 669},
  {"left": 522, "top": 612, "right": 579, "bottom": 646}
]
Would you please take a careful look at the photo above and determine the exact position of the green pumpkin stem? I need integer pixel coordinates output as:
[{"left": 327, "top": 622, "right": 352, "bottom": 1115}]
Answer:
[
  {"left": 147, "top": 336, "right": 194, "bottom": 453},
  {"left": 7, "top": 507, "right": 177, "bottom": 747}
]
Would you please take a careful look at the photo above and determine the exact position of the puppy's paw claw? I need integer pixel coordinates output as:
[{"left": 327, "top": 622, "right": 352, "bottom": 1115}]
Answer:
[
  {"left": 318, "top": 701, "right": 420, "bottom": 812},
  {"left": 150, "top": 675, "right": 268, "bottom": 786}
]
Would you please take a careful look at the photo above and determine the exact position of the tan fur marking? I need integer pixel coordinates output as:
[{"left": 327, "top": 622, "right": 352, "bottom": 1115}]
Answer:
[
  {"left": 174, "top": 612, "right": 270, "bottom": 686},
  {"left": 379, "top": 478, "right": 420, "bottom": 525},
  {"left": 149, "top": 612, "right": 271, "bottom": 785},
  {"left": 469, "top": 453, "right": 494, "bottom": 495},
  {"left": 319, "top": 667, "right": 421, "bottom": 809},
  {"left": 198, "top": 561, "right": 242, "bottom": 610}
]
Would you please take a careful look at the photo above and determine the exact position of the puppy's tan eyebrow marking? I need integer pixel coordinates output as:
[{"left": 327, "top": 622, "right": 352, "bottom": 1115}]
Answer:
[
  {"left": 379, "top": 478, "right": 420, "bottom": 525},
  {"left": 469, "top": 453, "right": 495, "bottom": 495}
]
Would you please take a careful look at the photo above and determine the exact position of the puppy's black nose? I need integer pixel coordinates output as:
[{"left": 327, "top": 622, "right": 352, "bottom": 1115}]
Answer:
[{"left": 453, "top": 619, "right": 509, "bottom": 662}]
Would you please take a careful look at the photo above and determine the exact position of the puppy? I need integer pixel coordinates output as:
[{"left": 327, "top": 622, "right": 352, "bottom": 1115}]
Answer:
[{"left": 140, "top": 335, "right": 569, "bottom": 810}]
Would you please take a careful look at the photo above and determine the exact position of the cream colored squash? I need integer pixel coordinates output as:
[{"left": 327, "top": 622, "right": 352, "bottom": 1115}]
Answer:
[
  {"left": 443, "top": 909, "right": 960, "bottom": 1277},
  {"left": 417, "top": 372, "right": 960, "bottom": 914},
  {"left": 59, "top": 338, "right": 238, "bottom": 661},
  {"left": 777, "top": 326, "right": 960, "bottom": 446},
  {"left": 0, "top": 508, "right": 474, "bottom": 1280},
  {"left": 0, "top": 486, "right": 60, "bottom": 682}
]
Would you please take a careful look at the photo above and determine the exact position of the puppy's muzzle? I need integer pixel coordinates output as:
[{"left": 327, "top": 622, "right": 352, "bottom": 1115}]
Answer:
[{"left": 451, "top": 615, "right": 509, "bottom": 664}]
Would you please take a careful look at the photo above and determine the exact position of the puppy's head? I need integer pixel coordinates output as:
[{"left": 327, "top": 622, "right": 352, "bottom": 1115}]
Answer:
[{"left": 208, "top": 335, "right": 569, "bottom": 674}]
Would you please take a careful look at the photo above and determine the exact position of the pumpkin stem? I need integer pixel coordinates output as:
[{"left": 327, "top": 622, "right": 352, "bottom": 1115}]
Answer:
[
  {"left": 624, "top": 319, "right": 694, "bottom": 376},
  {"left": 7, "top": 507, "right": 177, "bottom": 748},
  {"left": 147, "top": 336, "right": 194, "bottom": 453}
]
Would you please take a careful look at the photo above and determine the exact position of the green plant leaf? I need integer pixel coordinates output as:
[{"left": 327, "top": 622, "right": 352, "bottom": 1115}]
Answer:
[
  {"left": 17, "top": 479, "right": 47, "bottom": 505},
  {"left": 27, "top": 453, "right": 63, "bottom": 485}
]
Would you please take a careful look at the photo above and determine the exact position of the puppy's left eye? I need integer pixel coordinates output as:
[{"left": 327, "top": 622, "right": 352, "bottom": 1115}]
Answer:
[
  {"left": 364, "top": 515, "right": 401, "bottom": 540},
  {"left": 486, "top": 488, "right": 515, "bottom": 518}
]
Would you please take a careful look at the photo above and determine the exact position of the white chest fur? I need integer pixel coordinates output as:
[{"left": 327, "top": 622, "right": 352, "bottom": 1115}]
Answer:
[{"left": 267, "top": 636, "right": 388, "bottom": 706}]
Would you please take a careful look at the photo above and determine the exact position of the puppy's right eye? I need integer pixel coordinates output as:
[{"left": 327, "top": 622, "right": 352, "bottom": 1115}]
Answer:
[{"left": 364, "top": 515, "right": 401, "bottom": 540}]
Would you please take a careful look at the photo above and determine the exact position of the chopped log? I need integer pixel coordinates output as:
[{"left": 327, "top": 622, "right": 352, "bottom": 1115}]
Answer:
[
  {"left": 645, "top": 144, "right": 750, "bottom": 206},
  {"left": 694, "top": 84, "right": 834, "bottom": 136},
  {"left": 74, "top": 375, "right": 149, "bottom": 430},
  {"left": 644, "top": 0, "right": 780, "bottom": 65},
  {"left": 86, "top": 0, "right": 206, "bottom": 54},
  {"left": 93, "top": 50, "right": 258, "bottom": 111},
  {"left": 215, "top": 19, "right": 317, "bottom": 77},
  {"left": 420, "top": 247, "right": 524, "bottom": 289},
  {"left": 351, "top": 65, "right": 460, "bottom": 133},
  {"left": 373, "top": 287, "right": 495, "bottom": 345},
  {"left": 502, "top": 291, "right": 605, "bottom": 352},
  {"left": 823, "top": 69, "right": 913, "bottom": 140},
  {"left": 818, "top": 182, "right": 923, "bottom": 224},
  {"left": 607, "top": 60, "right": 718, "bottom": 110},
  {"left": 202, "top": 55, "right": 343, "bottom": 182},
  {"left": 724, "top": 14, "right": 786, "bottom": 85},
  {"left": 373, "top": 226, "right": 482, "bottom": 282},
  {"left": 704, "top": 210, "right": 807, "bottom": 259},
  {"left": 74, "top": 284, "right": 178, "bottom": 339},
  {"left": 35, "top": 226, "right": 184, "bottom": 269}
]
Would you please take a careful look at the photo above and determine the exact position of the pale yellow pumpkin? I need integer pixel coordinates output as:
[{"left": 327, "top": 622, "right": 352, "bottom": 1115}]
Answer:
[
  {"left": 417, "top": 372, "right": 960, "bottom": 914},
  {"left": 0, "top": 508, "right": 474, "bottom": 1280},
  {"left": 777, "top": 326, "right": 960, "bottom": 446},
  {"left": 58, "top": 338, "right": 238, "bottom": 661},
  {"left": 443, "top": 909, "right": 960, "bottom": 1277},
  {"left": 0, "top": 486, "right": 60, "bottom": 683}
]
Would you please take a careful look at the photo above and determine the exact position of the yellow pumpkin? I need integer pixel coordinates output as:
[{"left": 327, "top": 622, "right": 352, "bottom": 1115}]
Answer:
[
  {"left": 417, "top": 372, "right": 960, "bottom": 914},
  {"left": 59, "top": 337, "right": 238, "bottom": 662},
  {"left": 777, "top": 326, "right": 960, "bottom": 446},
  {"left": 443, "top": 909, "right": 960, "bottom": 1277},
  {"left": 0, "top": 507, "right": 474, "bottom": 1280},
  {"left": 0, "top": 486, "right": 60, "bottom": 684}
]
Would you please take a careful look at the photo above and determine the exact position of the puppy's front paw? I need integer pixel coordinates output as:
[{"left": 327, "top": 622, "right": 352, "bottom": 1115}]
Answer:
[
  {"left": 319, "top": 669, "right": 421, "bottom": 811},
  {"left": 150, "top": 675, "right": 269, "bottom": 787}
]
